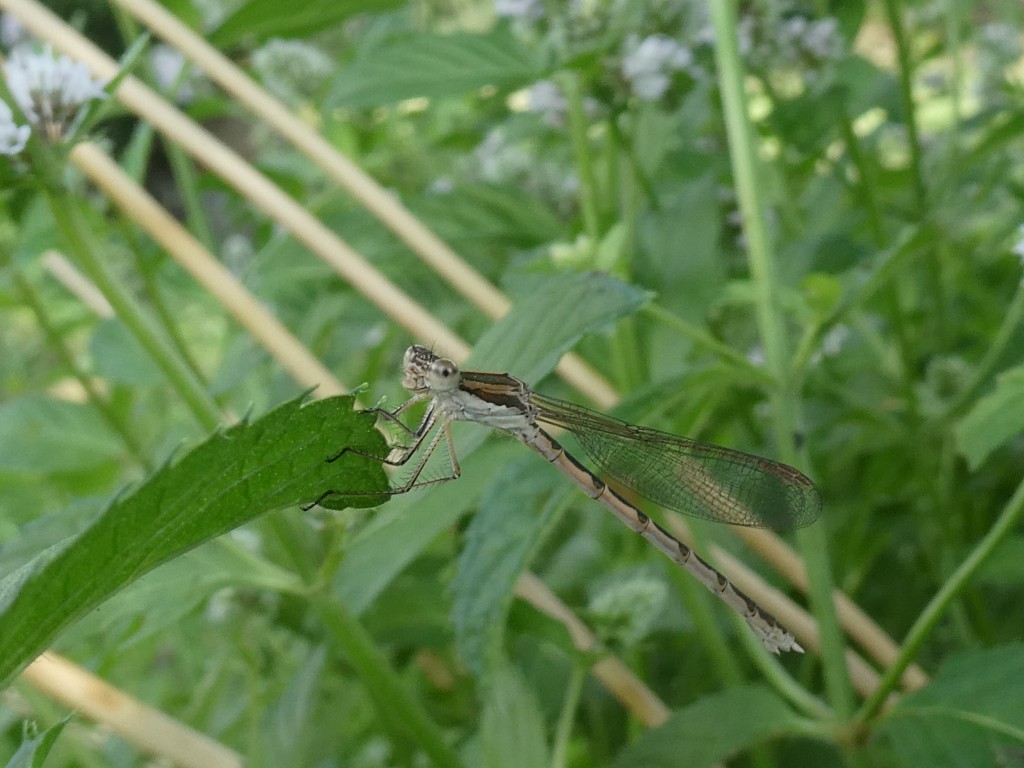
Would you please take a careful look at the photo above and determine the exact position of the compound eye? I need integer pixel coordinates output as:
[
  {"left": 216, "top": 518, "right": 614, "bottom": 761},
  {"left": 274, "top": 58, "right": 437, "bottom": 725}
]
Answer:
[{"left": 429, "top": 359, "right": 460, "bottom": 388}]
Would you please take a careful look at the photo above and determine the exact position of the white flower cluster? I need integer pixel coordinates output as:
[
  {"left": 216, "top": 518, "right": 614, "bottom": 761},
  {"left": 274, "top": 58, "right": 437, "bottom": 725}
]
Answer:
[
  {"left": 589, "top": 574, "right": 667, "bottom": 647},
  {"left": 494, "top": 0, "right": 544, "bottom": 22},
  {"left": 0, "top": 44, "right": 107, "bottom": 153},
  {"left": 776, "top": 16, "right": 842, "bottom": 62},
  {"left": 251, "top": 38, "right": 334, "bottom": 105},
  {"left": 621, "top": 34, "right": 694, "bottom": 101},
  {"left": 0, "top": 98, "right": 30, "bottom": 155}
]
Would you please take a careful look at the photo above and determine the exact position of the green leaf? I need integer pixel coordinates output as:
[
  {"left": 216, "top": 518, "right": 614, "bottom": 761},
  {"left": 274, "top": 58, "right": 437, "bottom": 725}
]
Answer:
[
  {"left": 6, "top": 715, "right": 72, "bottom": 768},
  {"left": 90, "top": 318, "right": 164, "bottom": 386},
  {"left": 451, "top": 458, "right": 564, "bottom": 676},
  {"left": 872, "top": 645, "right": 1024, "bottom": 766},
  {"left": 326, "top": 26, "right": 543, "bottom": 108},
  {"left": 410, "top": 183, "right": 563, "bottom": 249},
  {"left": 954, "top": 365, "right": 1024, "bottom": 470},
  {"left": 612, "top": 686, "right": 809, "bottom": 767},
  {"left": 71, "top": 540, "right": 303, "bottom": 645},
  {"left": 469, "top": 271, "right": 651, "bottom": 381},
  {"left": 977, "top": 535, "right": 1024, "bottom": 586},
  {"left": 0, "top": 395, "right": 122, "bottom": 475},
  {"left": 0, "top": 395, "right": 387, "bottom": 687},
  {"left": 480, "top": 666, "right": 550, "bottom": 768},
  {"left": 638, "top": 176, "right": 724, "bottom": 319},
  {"left": 211, "top": 0, "right": 402, "bottom": 48},
  {"left": 262, "top": 645, "right": 328, "bottom": 764}
]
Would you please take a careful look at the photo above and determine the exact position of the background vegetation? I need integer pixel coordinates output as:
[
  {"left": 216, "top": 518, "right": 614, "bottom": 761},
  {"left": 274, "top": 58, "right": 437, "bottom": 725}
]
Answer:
[{"left": 2, "top": 0, "right": 1024, "bottom": 766}]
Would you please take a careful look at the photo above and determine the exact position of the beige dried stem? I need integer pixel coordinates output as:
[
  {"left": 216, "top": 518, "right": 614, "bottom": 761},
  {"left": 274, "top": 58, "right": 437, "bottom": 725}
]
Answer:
[{"left": 22, "top": 653, "right": 242, "bottom": 768}]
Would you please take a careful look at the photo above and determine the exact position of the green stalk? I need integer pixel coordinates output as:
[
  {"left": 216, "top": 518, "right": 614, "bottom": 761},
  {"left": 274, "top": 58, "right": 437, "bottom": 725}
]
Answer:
[
  {"left": 882, "top": 0, "right": 948, "bottom": 348},
  {"left": 709, "top": 0, "right": 854, "bottom": 721},
  {"left": 550, "top": 663, "right": 585, "bottom": 768},
  {"left": 642, "top": 303, "right": 773, "bottom": 384},
  {"left": 881, "top": 0, "right": 927, "bottom": 214},
  {"left": 838, "top": 112, "right": 886, "bottom": 247},
  {"left": 5, "top": 259, "right": 153, "bottom": 470},
  {"left": 557, "top": 71, "right": 600, "bottom": 244},
  {"left": 32, "top": 147, "right": 221, "bottom": 431},
  {"left": 311, "top": 592, "right": 464, "bottom": 768},
  {"left": 607, "top": 130, "right": 645, "bottom": 392},
  {"left": 263, "top": 516, "right": 461, "bottom": 767},
  {"left": 945, "top": 281, "right": 1024, "bottom": 418},
  {"left": 124, "top": 226, "right": 211, "bottom": 386},
  {"left": 856, "top": 475, "right": 1024, "bottom": 722}
]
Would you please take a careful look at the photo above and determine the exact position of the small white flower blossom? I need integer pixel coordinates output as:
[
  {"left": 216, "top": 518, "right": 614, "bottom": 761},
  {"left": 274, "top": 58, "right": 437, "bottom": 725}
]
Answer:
[
  {"left": 473, "top": 129, "right": 532, "bottom": 183},
  {"left": 1012, "top": 225, "right": 1024, "bottom": 280},
  {"left": 549, "top": 233, "right": 594, "bottom": 269},
  {"left": 463, "top": 128, "right": 579, "bottom": 215},
  {"left": 251, "top": 38, "right": 334, "bottom": 105},
  {"left": 205, "top": 588, "right": 235, "bottom": 623},
  {"left": 427, "top": 176, "right": 454, "bottom": 195},
  {"left": 981, "top": 23, "right": 1022, "bottom": 62},
  {"left": 589, "top": 575, "right": 667, "bottom": 647},
  {"left": 4, "top": 46, "right": 107, "bottom": 140},
  {"left": 229, "top": 527, "right": 262, "bottom": 553},
  {"left": 525, "top": 80, "right": 568, "bottom": 126},
  {"left": 0, "top": 98, "right": 31, "bottom": 155},
  {"left": 0, "top": 12, "right": 28, "bottom": 49},
  {"left": 221, "top": 232, "right": 254, "bottom": 278},
  {"left": 781, "top": 16, "right": 808, "bottom": 41},
  {"left": 737, "top": 15, "right": 755, "bottom": 56},
  {"left": 803, "top": 18, "right": 842, "bottom": 60},
  {"left": 621, "top": 35, "right": 693, "bottom": 101},
  {"left": 740, "top": 13, "right": 843, "bottom": 74},
  {"left": 150, "top": 44, "right": 199, "bottom": 104},
  {"left": 495, "top": 0, "right": 544, "bottom": 21},
  {"left": 776, "top": 16, "right": 843, "bottom": 62},
  {"left": 695, "top": 24, "right": 715, "bottom": 47},
  {"left": 821, "top": 324, "right": 850, "bottom": 358}
]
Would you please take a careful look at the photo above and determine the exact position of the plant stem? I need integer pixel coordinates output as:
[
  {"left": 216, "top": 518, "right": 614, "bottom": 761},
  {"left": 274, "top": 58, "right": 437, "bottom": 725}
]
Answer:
[
  {"left": 857, "top": 474, "right": 1024, "bottom": 722},
  {"left": 550, "top": 663, "right": 585, "bottom": 768},
  {"left": 312, "top": 592, "right": 464, "bottom": 768},
  {"left": 558, "top": 71, "right": 600, "bottom": 244},
  {"left": 946, "top": 281, "right": 1024, "bottom": 418},
  {"left": 7, "top": 260, "right": 153, "bottom": 470},
  {"left": 35, "top": 151, "right": 222, "bottom": 431},
  {"left": 710, "top": 0, "right": 854, "bottom": 722},
  {"left": 642, "top": 303, "right": 773, "bottom": 383}
]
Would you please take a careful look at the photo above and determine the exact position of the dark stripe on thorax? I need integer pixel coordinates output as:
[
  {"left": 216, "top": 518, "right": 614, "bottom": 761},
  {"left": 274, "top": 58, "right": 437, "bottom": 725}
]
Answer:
[{"left": 459, "top": 372, "right": 530, "bottom": 410}]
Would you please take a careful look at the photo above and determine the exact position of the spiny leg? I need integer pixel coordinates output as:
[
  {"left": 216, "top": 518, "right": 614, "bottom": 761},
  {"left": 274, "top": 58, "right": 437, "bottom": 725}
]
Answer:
[
  {"left": 388, "top": 422, "right": 461, "bottom": 494},
  {"left": 304, "top": 422, "right": 461, "bottom": 509},
  {"left": 327, "top": 402, "right": 438, "bottom": 466}
]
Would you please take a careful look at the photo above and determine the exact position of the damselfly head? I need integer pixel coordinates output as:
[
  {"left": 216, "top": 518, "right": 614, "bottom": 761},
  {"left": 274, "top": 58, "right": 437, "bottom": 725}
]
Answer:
[
  {"left": 401, "top": 345, "right": 435, "bottom": 392},
  {"left": 402, "top": 345, "right": 461, "bottom": 394}
]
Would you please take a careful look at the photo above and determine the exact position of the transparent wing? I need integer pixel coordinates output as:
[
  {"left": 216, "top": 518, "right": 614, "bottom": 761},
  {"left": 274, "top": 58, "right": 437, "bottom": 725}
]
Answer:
[{"left": 529, "top": 392, "right": 822, "bottom": 531}]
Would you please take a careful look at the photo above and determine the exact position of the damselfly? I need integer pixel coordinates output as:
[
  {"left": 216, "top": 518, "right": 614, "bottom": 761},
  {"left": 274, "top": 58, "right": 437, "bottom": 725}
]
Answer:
[{"left": 317, "top": 346, "right": 822, "bottom": 653}]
